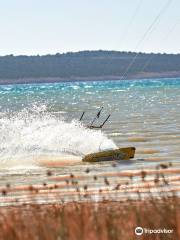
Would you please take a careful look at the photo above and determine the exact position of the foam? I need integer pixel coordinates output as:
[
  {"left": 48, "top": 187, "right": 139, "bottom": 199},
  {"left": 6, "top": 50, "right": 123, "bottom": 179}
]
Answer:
[{"left": 0, "top": 105, "right": 116, "bottom": 168}]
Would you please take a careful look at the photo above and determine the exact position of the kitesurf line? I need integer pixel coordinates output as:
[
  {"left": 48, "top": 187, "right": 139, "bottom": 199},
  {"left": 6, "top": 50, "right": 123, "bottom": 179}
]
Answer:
[
  {"left": 120, "top": 0, "right": 173, "bottom": 80},
  {"left": 120, "top": 0, "right": 143, "bottom": 47},
  {"left": 140, "top": 18, "right": 180, "bottom": 72}
]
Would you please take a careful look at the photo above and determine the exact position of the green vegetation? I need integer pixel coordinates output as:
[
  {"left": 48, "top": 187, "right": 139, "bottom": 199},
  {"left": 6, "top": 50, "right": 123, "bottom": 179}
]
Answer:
[{"left": 0, "top": 50, "right": 180, "bottom": 84}]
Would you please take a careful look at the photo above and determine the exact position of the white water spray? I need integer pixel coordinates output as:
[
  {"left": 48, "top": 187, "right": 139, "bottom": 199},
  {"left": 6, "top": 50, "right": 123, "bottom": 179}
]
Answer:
[{"left": 0, "top": 105, "right": 116, "bottom": 168}]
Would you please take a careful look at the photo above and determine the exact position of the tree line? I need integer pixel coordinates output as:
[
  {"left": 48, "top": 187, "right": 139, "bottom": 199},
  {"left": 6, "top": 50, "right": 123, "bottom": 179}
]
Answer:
[{"left": 0, "top": 50, "right": 180, "bottom": 82}]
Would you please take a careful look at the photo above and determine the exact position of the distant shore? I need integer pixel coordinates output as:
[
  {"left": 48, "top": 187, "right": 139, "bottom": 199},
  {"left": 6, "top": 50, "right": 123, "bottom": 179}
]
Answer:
[
  {"left": 1, "top": 50, "right": 180, "bottom": 85},
  {"left": 0, "top": 71, "right": 180, "bottom": 85}
]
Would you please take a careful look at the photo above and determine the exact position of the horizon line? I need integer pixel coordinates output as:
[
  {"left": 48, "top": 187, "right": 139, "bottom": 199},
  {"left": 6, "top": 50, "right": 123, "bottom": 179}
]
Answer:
[{"left": 1, "top": 49, "right": 180, "bottom": 57}]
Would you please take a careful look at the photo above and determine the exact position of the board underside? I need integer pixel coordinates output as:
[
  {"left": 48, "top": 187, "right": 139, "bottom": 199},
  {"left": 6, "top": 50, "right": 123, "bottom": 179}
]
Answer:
[{"left": 82, "top": 147, "right": 136, "bottom": 162}]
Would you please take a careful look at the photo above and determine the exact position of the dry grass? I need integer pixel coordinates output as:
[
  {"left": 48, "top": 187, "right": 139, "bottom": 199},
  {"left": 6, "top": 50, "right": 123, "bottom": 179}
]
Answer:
[
  {"left": 0, "top": 163, "right": 180, "bottom": 240},
  {"left": 0, "top": 195, "right": 179, "bottom": 240}
]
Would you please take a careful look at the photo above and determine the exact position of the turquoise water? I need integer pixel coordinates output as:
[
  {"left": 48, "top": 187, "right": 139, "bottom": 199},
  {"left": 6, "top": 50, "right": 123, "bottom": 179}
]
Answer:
[
  {"left": 0, "top": 78, "right": 180, "bottom": 113},
  {"left": 0, "top": 78, "right": 180, "bottom": 167},
  {"left": 0, "top": 78, "right": 180, "bottom": 205}
]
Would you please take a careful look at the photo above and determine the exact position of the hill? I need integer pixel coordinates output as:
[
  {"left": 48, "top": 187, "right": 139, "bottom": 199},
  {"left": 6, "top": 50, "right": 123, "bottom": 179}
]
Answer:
[{"left": 0, "top": 50, "right": 180, "bottom": 84}]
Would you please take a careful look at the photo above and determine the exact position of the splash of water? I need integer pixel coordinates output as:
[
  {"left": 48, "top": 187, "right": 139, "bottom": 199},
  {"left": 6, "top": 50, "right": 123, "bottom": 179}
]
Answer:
[{"left": 0, "top": 105, "right": 116, "bottom": 168}]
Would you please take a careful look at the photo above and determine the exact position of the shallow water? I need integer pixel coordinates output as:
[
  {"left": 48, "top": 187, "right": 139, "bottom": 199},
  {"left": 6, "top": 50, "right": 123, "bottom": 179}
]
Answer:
[{"left": 0, "top": 78, "right": 179, "bottom": 205}]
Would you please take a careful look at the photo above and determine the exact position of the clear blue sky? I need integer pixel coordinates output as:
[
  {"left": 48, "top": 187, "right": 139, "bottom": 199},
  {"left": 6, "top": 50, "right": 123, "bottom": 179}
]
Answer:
[{"left": 0, "top": 0, "right": 180, "bottom": 55}]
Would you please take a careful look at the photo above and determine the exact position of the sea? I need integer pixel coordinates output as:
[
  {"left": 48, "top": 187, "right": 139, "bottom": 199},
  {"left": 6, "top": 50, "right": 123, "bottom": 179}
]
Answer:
[{"left": 0, "top": 78, "right": 180, "bottom": 205}]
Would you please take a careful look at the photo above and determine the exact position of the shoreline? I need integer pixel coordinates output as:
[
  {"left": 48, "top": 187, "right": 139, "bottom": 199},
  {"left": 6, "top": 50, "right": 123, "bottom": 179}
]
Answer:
[{"left": 0, "top": 72, "right": 180, "bottom": 85}]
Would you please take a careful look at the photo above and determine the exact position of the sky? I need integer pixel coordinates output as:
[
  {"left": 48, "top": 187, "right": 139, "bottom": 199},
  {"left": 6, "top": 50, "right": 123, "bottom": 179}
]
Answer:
[{"left": 0, "top": 0, "right": 180, "bottom": 56}]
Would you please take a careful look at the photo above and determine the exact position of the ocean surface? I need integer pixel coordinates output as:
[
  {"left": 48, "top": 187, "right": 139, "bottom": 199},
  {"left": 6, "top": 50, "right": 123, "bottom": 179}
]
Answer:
[{"left": 0, "top": 78, "right": 180, "bottom": 205}]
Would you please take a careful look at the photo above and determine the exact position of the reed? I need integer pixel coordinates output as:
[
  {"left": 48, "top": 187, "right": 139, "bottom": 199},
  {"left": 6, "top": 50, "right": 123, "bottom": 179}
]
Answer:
[
  {"left": 0, "top": 163, "right": 179, "bottom": 240},
  {"left": 0, "top": 195, "right": 179, "bottom": 240}
]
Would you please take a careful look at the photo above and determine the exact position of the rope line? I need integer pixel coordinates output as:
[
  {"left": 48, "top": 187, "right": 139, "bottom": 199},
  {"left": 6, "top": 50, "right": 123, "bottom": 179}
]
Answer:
[
  {"left": 120, "top": 0, "right": 173, "bottom": 80},
  {"left": 140, "top": 18, "right": 180, "bottom": 72},
  {"left": 120, "top": 0, "right": 143, "bottom": 47}
]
